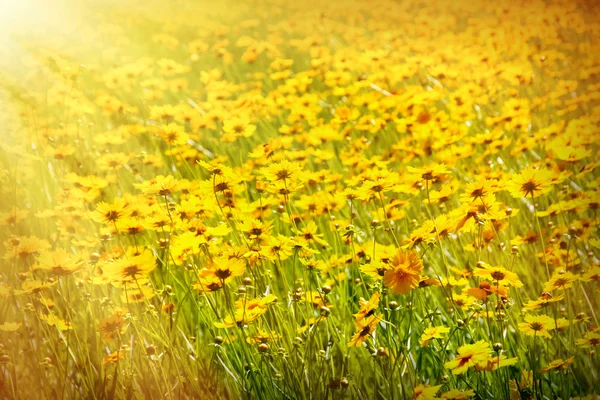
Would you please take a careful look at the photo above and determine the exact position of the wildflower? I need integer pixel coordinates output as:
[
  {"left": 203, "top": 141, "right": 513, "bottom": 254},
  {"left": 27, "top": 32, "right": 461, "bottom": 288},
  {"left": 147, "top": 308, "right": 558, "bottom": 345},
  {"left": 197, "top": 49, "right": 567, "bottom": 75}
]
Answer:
[
  {"left": 523, "top": 292, "right": 564, "bottom": 311},
  {"left": 576, "top": 331, "right": 600, "bottom": 348},
  {"left": 298, "top": 316, "right": 327, "bottom": 334},
  {"left": 476, "top": 355, "right": 518, "bottom": 372},
  {"left": 407, "top": 164, "right": 451, "bottom": 182},
  {"left": 426, "top": 186, "right": 457, "bottom": 204},
  {"left": 261, "top": 235, "right": 294, "bottom": 261},
  {"left": 541, "top": 357, "right": 574, "bottom": 373},
  {"left": 121, "top": 284, "right": 155, "bottom": 303},
  {"left": 413, "top": 384, "right": 442, "bottom": 400},
  {"left": 0, "top": 322, "right": 22, "bottom": 332},
  {"left": 193, "top": 274, "right": 222, "bottom": 293},
  {"left": 383, "top": 249, "right": 423, "bottom": 295},
  {"left": 0, "top": 209, "right": 29, "bottom": 226},
  {"left": 267, "top": 179, "right": 304, "bottom": 197},
  {"left": 420, "top": 326, "right": 451, "bottom": 347},
  {"left": 473, "top": 264, "right": 523, "bottom": 288},
  {"left": 460, "top": 180, "right": 499, "bottom": 202},
  {"left": 222, "top": 116, "right": 256, "bottom": 141},
  {"left": 39, "top": 312, "right": 72, "bottom": 331},
  {"left": 554, "top": 317, "right": 570, "bottom": 331},
  {"left": 98, "top": 311, "right": 127, "bottom": 340},
  {"left": 518, "top": 315, "right": 554, "bottom": 338},
  {"left": 45, "top": 144, "right": 76, "bottom": 159},
  {"left": 294, "top": 220, "right": 328, "bottom": 247},
  {"left": 102, "top": 249, "right": 156, "bottom": 283},
  {"left": 505, "top": 166, "right": 555, "bottom": 198},
  {"left": 98, "top": 152, "right": 130, "bottom": 171},
  {"left": 204, "top": 256, "right": 245, "bottom": 283},
  {"left": 135, "top": 175, "right": 180, "bottom": 196},
  {"left": 544, "top": 271, "right": 578, "bottom": 292},
  {"left": 197, "top": 159, "right": 234, "bottom": 177},
  {"left": 465, "top": 281, "right": 508, "bottom": 301},
  {"left": 4, "top": 236, "right": 51, "bottom": 260},
  {"left": 34, "top": 249, "right": 83, "bottom": 277},
  {"left": 103, "top": 350, "right": 126, "bottom": 365},
  {"left": 205, "top": 173, "right": 236, "bottom": 195},
  {"left": 247, "top": 329, "right": 280, "bottom": 345},
  {"left": 354, "top": 292, "right": 380, "bottom": 323},
  {"left": 347, "top": 314, "right": 381, "bottom": 347},
  {"left": 214, "top": 294, "right": 277, "bottom": 328},
  {"left": 448, "top": 294, "right": 477, "bottom": 310},
  {"left": 582, "top": 266, "right": 600, "bottom": 283},
  {"left": 262, "top": 160, "right": 303, "bottom": 182},
  {"left": 359, "top": 177, "right": 396, "bottom": 200},
  {"left": 240, "top": 218, "right": 273, "bottom": 241},
  {"left": 444, "top": 340, "right": 492, "bottom": 375},
  {"left": 14, "top": 280, "right": 57, "bottom": 295},
  {"left": 158, "top": 123, "right": 189, "bottom": 146},
  {"left": 116, "top": 217, "right": 147, "bottom": 236}
]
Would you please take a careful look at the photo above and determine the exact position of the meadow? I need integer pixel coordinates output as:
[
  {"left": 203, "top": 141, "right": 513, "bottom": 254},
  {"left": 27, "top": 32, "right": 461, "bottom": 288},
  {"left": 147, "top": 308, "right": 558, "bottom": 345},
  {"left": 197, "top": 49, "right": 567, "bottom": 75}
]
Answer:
[{"left": 0, "top": 0, "right": 599, "bottom": 398}]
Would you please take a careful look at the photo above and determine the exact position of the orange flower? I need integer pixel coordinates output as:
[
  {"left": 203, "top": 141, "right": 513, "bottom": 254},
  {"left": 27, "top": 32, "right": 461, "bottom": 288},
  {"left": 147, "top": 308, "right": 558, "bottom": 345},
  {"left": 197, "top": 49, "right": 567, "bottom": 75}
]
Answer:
[{"left": 383, "top": 249, "right": 423, "bottom": 295}]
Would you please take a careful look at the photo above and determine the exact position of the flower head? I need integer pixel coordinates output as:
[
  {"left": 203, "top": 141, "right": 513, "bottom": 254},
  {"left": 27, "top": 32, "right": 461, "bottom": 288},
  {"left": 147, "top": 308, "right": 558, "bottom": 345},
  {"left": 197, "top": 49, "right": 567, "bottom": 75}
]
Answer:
[{"left": 383, "top": 249, "right": 423, "bottom": 295}]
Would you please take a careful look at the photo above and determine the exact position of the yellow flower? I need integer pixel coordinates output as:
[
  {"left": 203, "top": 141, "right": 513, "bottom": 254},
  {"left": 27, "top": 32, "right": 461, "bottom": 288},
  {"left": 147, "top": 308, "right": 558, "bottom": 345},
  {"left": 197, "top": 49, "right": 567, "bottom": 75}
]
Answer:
[
  {"left": 262, "top": 160, "right": 303, "bottom": 182},
  {"left": 544, "top": 271, "right": 578, "bottom": 292},
  {"left": 359, "top": 176, "right": 396, "bottom": 200},
  {"left": 0, "top": 322, "right": 22, "bottom": 332},
  {"left": 197, "top": 160, "right": 234, "bottom": 177},
  {"left": 294, "top": 220, "right": 328, "bottom": 247},
  {"left": 413, "top": 384, "right": 442, "bottom": 400},
  {"left": 261, "top": 235, "right": 294, "bottom": 261},
  {"left": 102, "top": 249, "right": 156, "bottom": 283},
  {"left": 347, "top": 314, "right": 380, "bottom": 347},
  {"left": 522, "top": 292, "right": 564, "bottom": 311},
  {"left": 354, "top": 292, "right": 380, "bottom": 323},
  {"left": 135, "top": 175, "right": 180, "bottom": 196},
  {"left": 158, "top": 123, "right": 189, "bottom": 146},
  {"left": 98, "top": 311, "right": 127, "bottom": 340},
  {"left": 444, "top": 340, "right": 492, "bottom": 375},
  {"left": 4, "top": 236, "right": 51, "bottom": 260},
  {"left": 582, "top": 266, "right": 600, "bottom": 283},
  {"left": 576, "top": 331, "right": 600, "bottom": 348},
  {"left": 214, "top": 294, "right": 277, "bottom": 329},
  {"left": 39, "top": 312, "right": 72, "bottom": 331},
  {"left": 98, "top": 152, "right": 130, "bottom": 171},
  {"left": 222, "top": 116, "right": 256, "bottom": 140},
  {"left": 407, "top": 163, "right": 451, "bottom": 182},
  {"left": 518, "top": 314, "right": 555, "bottom": 338},
  {"left": 240, "top": 218, "right": 273, "bottom": 241},
  {"left": 473, "top": 263, "right": 523, "bottom": 288},
  {"left": 460, "top": 180, "right": 499, "bottom": 202},
  {"left": 420, "top": 325, "right": 451, "bottom": 347},
  {"left": 34, "top": 248, "right": 83, "bottom": 277},
  {"left": 383, "top": 249, "right": 423, "bottom": 295},
  {"left": 505, "top": 166, "right": 555, "bottom": 198},
  {"left": 541, "top": 357, "right": 574, "bottom": 373},
  {"left": 203, "top": 256, "right": 245, "bottom": 283},
  {"left": 476, "top": 355, "right": 518, "bottom": 372}
]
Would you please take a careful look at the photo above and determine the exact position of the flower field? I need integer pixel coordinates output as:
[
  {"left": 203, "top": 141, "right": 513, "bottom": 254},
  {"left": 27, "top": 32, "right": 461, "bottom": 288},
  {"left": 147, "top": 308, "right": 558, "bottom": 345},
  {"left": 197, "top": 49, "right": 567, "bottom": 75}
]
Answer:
[{"left": 0, "top": 0, "right": 599, "bottom": 398}]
